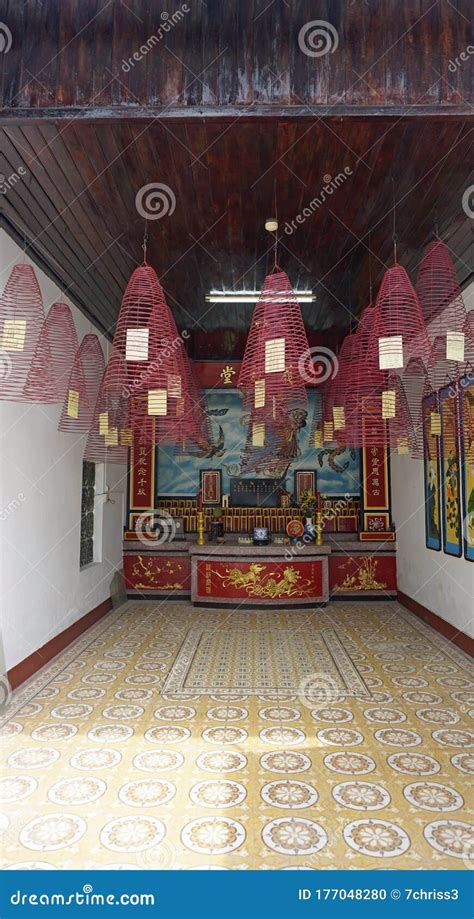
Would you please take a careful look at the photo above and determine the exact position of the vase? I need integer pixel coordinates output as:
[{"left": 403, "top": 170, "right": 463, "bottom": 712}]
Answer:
[{"left": 304, "top": 516, "right": 315, "bottom": 540}]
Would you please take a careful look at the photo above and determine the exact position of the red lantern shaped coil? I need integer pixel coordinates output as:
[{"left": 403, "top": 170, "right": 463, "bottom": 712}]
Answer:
[
  {"left": 238, "top": 270, "right": 309, "bottom": 424},
  {"left": 0, "top": 264, "right": 45, "bottom": 401},
  {"left": 23, "top": 302, "right": 81, "bottom": 403}
]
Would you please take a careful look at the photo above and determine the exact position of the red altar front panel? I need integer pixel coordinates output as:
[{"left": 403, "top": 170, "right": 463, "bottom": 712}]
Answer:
[
  {"left": 329, "top": 554, "right": 397, "bottom": 595},
  {"left": 124, "top": 554, "right": 191, "bottom": 595},
  {"left": 195, "top": 558, "right": 325, "bottom": 604}
]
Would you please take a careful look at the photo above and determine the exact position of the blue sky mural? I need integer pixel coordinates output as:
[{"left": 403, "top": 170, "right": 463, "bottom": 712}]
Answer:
[{"left": 157, "top": 389, "right": 360, "bottom": 497}]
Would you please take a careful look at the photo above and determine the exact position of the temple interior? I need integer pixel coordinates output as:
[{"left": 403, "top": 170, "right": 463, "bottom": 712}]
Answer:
[{"left": 0, "top": 0, "right": 472, "bottom": 872}]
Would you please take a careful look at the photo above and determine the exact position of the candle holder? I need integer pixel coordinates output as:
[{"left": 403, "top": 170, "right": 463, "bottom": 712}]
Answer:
[
  {"left": 315, "top": 510, "right": 323, "bottom": 546},
  {"left": 197, "top": 511, "right": 205, "bottom": 546}
]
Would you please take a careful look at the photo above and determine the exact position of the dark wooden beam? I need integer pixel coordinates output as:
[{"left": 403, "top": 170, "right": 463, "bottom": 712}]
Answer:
[{"left": 0, "top": 105, "right": 473, "bottom": 125}]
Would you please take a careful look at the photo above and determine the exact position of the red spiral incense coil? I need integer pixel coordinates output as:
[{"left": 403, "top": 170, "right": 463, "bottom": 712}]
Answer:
[
  {"left": 427, "top": 334, "right": 462, "bottom": 393},
  {"left": 107, "top": 262, "right": 167, "bottom": 394},
  {"left": 107, "top": 261, "right": 209, "bottom": 450},
  {"left": 84, "top": 349, "right": 132, "bottom": 464},
  {"left": 416, "top": 240, "right": 466, "bottom": 334},
  {"left": 343, "top": 304, "right": 386, "bottom": 447},
  {"left": 23, "top": 302, "right": 81, "bottom": 403},
  {"left": 0, "top": 264, "right": 45, "bottom": 401},
  {"left": 400, "top": 357, "right": 429, "bottom": 459},
  {"left": 238, "top": 270, "right": 309, "bottom": 425},
  {"left": 367, "top": 264, "right": 432, "bottom": 376},
  {"left": 58, "top": 334, "right": 105, "bottom": 433}
]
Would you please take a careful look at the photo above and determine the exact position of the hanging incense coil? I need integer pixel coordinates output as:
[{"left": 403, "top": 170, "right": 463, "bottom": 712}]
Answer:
[
  {"left": 367, "top": 264, "right": 432, "bottom": 375},
  {"left": 386, "top": 371, "right": 414, "bottom": 453},
  {"left": 0, "top": 264, "right": 45, "bottom": 401},
  {"left": 462, "top": 311, "right": 474, "bottom": 379},
  {"left": 427, "top": 334, "right": 461, "bottom": 393},
  {"left": 417, "top": 240, "right": 466, "bottom": 340},
  {"left": 106, "top": 261, "right": 168, "bottom": 395},
  {"left": 238, "top": 270, "right": 309, "bottom": 424},
  {"left": 84, "top": 350, "right": 132, "bottom": 464},
  {"left": 23, "top": 302, "right": 81, "bottom": 403},
  {"left": 58, "top": 334, "right": 105, "bottom": 433},
  {"left": 107, "top": 261, "right": 209, "bottom": 449},
  {"left": 343, "top": 304, "right": 387, "bottom": 447},
  {"left": 400, "top": 357, "right": 429, "bottom": 459}
]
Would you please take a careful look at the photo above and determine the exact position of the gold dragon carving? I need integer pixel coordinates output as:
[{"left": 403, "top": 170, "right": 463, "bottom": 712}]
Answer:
[{"left": 211, "top": 563, "right": 313, "bottom": 598}]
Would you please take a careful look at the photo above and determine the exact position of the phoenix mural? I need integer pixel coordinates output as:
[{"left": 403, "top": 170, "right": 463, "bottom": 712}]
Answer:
[{"left": 157, "top": 390, "right": 360, "bottom": 497}]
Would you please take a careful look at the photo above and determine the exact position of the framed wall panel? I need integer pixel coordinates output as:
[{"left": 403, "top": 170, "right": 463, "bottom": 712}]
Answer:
[
  {"left": 422, "top": 391, "right": 442, "bottom": 552},
  {"left": 200, "top": 469, "right": 222, "bottom": 506},
  {"left": 294, "top": 470, "right": 316, "bottom": 504},
  {"left": 439, "top": 383, "right": 462, "bottom": 558},
  {"left": 459, "top": 375, "right": 474, "bottom": 561}
]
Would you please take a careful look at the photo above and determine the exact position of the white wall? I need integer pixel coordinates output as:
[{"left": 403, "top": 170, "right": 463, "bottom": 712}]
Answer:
[
  {"left": 0, "top": 232, "right": 126, "bottom": 671},
  {"left": 391, "top": 280, "right": 474, "bottom": 638},
  {"left": 391, "top": 454, "right": 473, "bottom": 636}
]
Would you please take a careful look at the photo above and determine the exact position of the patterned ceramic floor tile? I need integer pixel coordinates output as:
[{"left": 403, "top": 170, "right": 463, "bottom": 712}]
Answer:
[{"left": 1, "top": 601, "right": 473, "bottom": 869}]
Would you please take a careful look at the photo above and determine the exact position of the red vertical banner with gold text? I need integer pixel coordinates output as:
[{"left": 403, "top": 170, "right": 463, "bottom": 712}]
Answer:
[
  {"left": 129, "top": 423, "right": 155, "bottom": 527},
  {"left": 361, "top": 445, "right": 394, "bottom": 539}
]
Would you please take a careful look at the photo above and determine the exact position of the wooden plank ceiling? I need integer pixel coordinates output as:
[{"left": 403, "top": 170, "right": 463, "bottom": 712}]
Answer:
[
  {"left": 1, "top": 0, "right": 471, "bottom": 111},
  {"left": 0, "top": 0, "right": 472, "bottom": 345},
  {"left": 0, "top": 117, "right": 472, "bottom": 340}
]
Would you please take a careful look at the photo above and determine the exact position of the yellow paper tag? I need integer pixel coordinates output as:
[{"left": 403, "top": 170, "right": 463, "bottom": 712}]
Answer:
[
  {"left": 313, "top": 429, "right": 323, "bottom": 448},
  {"left": 382, "top": 390, "right": 396, "bottom": 419},
  {"left": 120, "top": 429, "right": 133, "bottom": 446},
  {"left": 67, "top": 389, "right": 79, "bottom": 418},
  {"left": 254, "top": 379, "right": 265, "bottom": 408},
  {"left": 323, "top": 421, "right": 334, "bottom": 442},
  {"left": 99, "top": 412, "right": 109, "bottom": 435},
  {"left": 378, "top": 335, "right": 403, "bottom": 370},
  {"left": 265, "top": 337, "right": 285, "bottom": 373},
  {"left": 333, "top": 406, "right": 345, "bottom": 429},
  {"left": 446, "top": 331, "right": 465, "bottom": 362},
  {"left": 125, "top": 327, "right": 149, "bottom": 362},
  {"left": 105, "top": 427, "right": 118, "bottom": 446},
  {"left": 1, "top": 318, "right": 27, "bottom": 352},
  {"left": 252, "top": 422, "right": 265, "bottom": 446},
  {"left": 167, "top": 374, "right": 182, "bottom": 398},
  {"left": 148, "top": 389, "right": 167, "bottom": 416}
]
